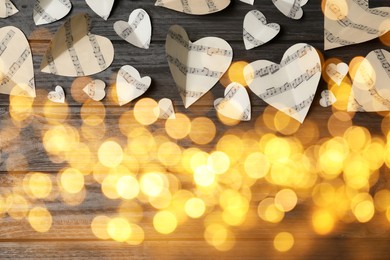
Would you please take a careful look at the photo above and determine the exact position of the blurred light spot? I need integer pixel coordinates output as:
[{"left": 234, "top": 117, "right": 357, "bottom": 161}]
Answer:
[
  {"left": 194, "top": 165, "right": 216, "bottom": 187},
  {"left": 98, "top": 140, "right": 123, "bottom": 168},
  {"left": 7, "top": 194, "right": 29, "bottom": 220},
  {"left": 165, "top": 113, "right": 191, "bottom": 139},
  {"left": 244, "top": 152, "right": 270, "bottom": 179},
  {"left": 258, "top": 198, "right": 284, "bottom": 223},
  {"left": 28, "top": 206, "right": 52, "bottom": 233},
  {"left": 204, "top": 224, "right": 235, "bottom": 251},
  {"left": 275, "top": 189, "right": 298, "bottom": 212},
  {"left": 140, "top": 172, "right": 165, "bottom": 197},
  {"left": 157, "top": 142, "right": 182, "bottom": 167},
  {"left": 312, "top": 208, "right": 335, "bottom": 235},
  {"left": 208, "top": 151, "right": 230, "bottom": 175},
  {"left": 116, "top": 175, "right": 140, "bottom": 200},
  {"left": 227, "top": 61, "right": 249, "bottom": 87},
  {"left": 80, "top": 100, "right": 106, "bottom": 126},
  {"left": 153, "top": 210, "right": 177, "bottom": 234},
  {"left": 185, "top": 197, "right": 206, "bottom": 218},
  {"left": 274, "top": 232, "right": 294, "bottom": 252},
  {"left": 91, "top": 215, "right": 111, "bottom": 240},
  {"left": 189, "top": 117, "right": 216, "bottom": 145},
  {"left": 133, "top": 98, "right": 158, "bottom": 125},
  {"left": 60, "top": 168, "right": 84, "bottom": 194},
  {"left": 28, "top": 173, "right": 52, "bottom": 199},
  {"left": 126, "top": 223, "right": 145, "bottom": 245},
  {"left": 107, "top": 217, "right": 132, "bottom": 242}
]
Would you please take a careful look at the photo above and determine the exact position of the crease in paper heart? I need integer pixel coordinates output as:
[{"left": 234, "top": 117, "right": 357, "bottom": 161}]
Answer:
[
  {"left": 326, "top": 62, "right": 349, "bottom": 86},
  {"left": 40, "top": 13, "right": 114, "bottom": 77},
  {"left": 166, "top": 25, "right": 233, "bottom": 108},
  {"left": 154, "top": 98, "right": 176, "bottom": 119},
  {"left": 116, "top": 65, "right": 152, "bottom": 106},
  {"left": 33, "top": 0, "right": 72, "bottom": 25},
  {"left": 272, "top": 0, "right": 308, "bottom": 19},
  {"left": 320, "top": 90, "right": 337, "bottom": 107},
  {"left": 240, "top": 0, "right": 254, "bottom": 4},
  {"left": 48, "top": 85, "right": 65, "bottom": 103},
  {"left": 348, "top": 49, "right": 390, "bottom": 112},
  {"left": 114, "top": 9, "right": 152, "bottom": 49},
  {"left": 0, "top": 26, "right": 36, "bottom": 98},
  {"left": 85, "top": 0, "right": 114, "bottom": 20},
  {"left": 243, "top": 10, "right": 280, "bottom": 50},
  {"left": 83, "top": 79, "right": 106, "bottom": 101},
  {"left": 324, "top": 0, "right": 390, "bottom": 50},
  {"left": 214, "top": 82, "right": 251, "bottom": 121},
  {"left": 244, "top": 43, "right": 321, "bottom": 123},
  {"left": 155, "top": 0, "right": 230, "bottom": 15},
  {"left": 0, "top": 0, "right": 18, "bottom": 18}
]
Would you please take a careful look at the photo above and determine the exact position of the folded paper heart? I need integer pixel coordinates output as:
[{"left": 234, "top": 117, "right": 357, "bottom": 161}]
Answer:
[
  {"left": 85, "top": 0, "right": 114, "bottom": 20},
  {"left": 166, "top": 25, "right": 233, "bottom": 108},
  {"left": 214, "top": 82, "right": 251, "bottom": 121},
  {"left": 243, "top": 10, "right": 280, "bottom": 50},
  {"left": 33, "top": 0, "right": 72, "bottom": 25},
  {"left": 348, "top": 49, "right": 390, "bottom": 112},
  {"left": 240, "top": 0, "right": 254, "bottom": 4},
  {"left": 40, "top": 13, "right": 114, "bottom": 77},
  {"left": 48, "top": 85, "right": 65, "bottom": 103},
  {"left": 272, "top": 0, "right": 308, "bottom": 19},
  {"left": 155, "top": 0, "right": 230, "bottom": 15},
  {"left": 326, "top": 62, "right": 349, "bottom": 86},
  {"left": 0, "top": 0, "right": 18, "bottom": 18},
  {"left": 83, "top": 79, "right": 106, "bottom": 101},
  {"left": 116, "top": 65, "right": 152, "bottom": 106},
  {"left": 114, "top": 9, "right": 152, "bottom": 49},
  {"left": 244, "top": 43, "right": 321, "bottom": 123},
  {"left": 324, "top": 0, "right": 390, "bottom": 50},
  {"left": 0, "top": 26, "right": 35, "bottom": 97},
  {"left": 154, "top": 98, "right": 176, "bottom": 119},
  {"left": 319, "top": 90, "right": 336, "bottom": 107}
]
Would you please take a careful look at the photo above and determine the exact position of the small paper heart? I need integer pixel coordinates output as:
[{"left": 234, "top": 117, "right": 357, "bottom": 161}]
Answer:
[
  {"left": 0, "top": 0, "right": 18, "bottom": 18},
  {"left": 83, "top": 79, "right": 106, "bottom": 101},
  {"left": 326, "top": 62, "right": 349, "bottom": 86},
  {"left": 48, "top": 85, "right": 65, "bottom": 103},
  {"left": 272, "top": 0, "right": 308, "bottom": 19},
  {"left": 319, "top": 90, "right": 337, "bottom": 107},
  {"left": 85, "top": 0, "right": 114, "bottom": 20},
  {"left": 153, "top": 98, "right": 176, "bottom": 119},
  {"left": 33, "top": 0, "right": 72, "bottom": 25}
]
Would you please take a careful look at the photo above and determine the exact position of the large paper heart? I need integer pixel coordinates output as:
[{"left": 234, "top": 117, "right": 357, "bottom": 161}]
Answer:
[
  {"left": 324, "top": 0, "right": 390, "bottom": 50},
  {"left": 154, "top": 98, "right": 176, "bottom": 119},
  {"left": 83, "top": 79, "right": 106, "bottom": 101},
  {"left": 326, "top": 62, "right": 349, "bottom": 86},
  {"left": 114, "top": 9, "right": 152, "bottom": 49},
  {"left": 348, "top": 49, "right": 390, "bottom": 112},
  {"left": 40, "top": 13, "right": 114, "bottom": 77},
  {"left": 243, "top": 10, "right": 280, "bottom": 50},
  {"left": 166, "top": 25, "right": 233, "bottom": 108},
  {"left": 244, "top": 43, "right": 321, "bottom": 123},
  {"left": 85, "top": 0, "right": 114, "bottom": 20},
  {"left": 116, "top": 65, "right": 152, "bottom": 106},
  {"left": 33, "top": 0, "right": 72, "bottom": 25},
  {"left": 155, "top": 0, "right": 230, "bottom": 15},
  {"left": 214, "top": 82, "right": 251, "bottom": 121},
  {"left": 0, "top": 0, "right": 18, "bottom": 18},
  {"left": 0, "top": 26, "right": 35, "bottom": 97},
  {"left": 272, "top": 0, "right": 308, "bottom": 19},
  {"left": 48, "top": 85, "right": 65, "bottom": 103}
]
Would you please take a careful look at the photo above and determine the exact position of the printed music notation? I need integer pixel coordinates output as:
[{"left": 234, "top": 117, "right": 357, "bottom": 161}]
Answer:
[
  {"left": 118, "top": 68, "right": 150, "bottom": 92},
  {"left": 287, "top": 94, "right": 315, "bottom": 114},
  {"left": 0, "top": 29, "right": 15, "bottom": 56},
  {"left": 375, "top": 49, "right": 390, "bottom": 78},
  {"left": 34, "top": 1, "right": 56, "bottom": 23},
  {"left": 214, "top": 84, "right": 240, "bottom": 110},
  {"left": 352, "top": 0, "right": 389, "bottom": 17},
  {"left": 243, "top": 29, "right": 264, "bottom": 47},
  {"left": 119, "top": 11, "right": 146, "bottom": 39},
  {"left": 1, "top": 47, "right": 31, "bottom": 87},
  {"left": 167, "top": 54, "right": 223, "bottom": 78}
]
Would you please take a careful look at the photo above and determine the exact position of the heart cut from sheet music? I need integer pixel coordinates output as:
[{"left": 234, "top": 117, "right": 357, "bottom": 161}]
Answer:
[
  {"left": 324, "top": 0, "right": 390, "bottom": 50},
  {"left": 166, "top": 25, "right": 233, "bottom": 108},
  {"left": 85, "top": 0, "right": 114, "bottom": 20},
  {"left": 154, "top": 98, "right": 176, "bottom": 119},
  {"left": 272, "top": 0, "right": 308, "bottom": 19},
  {"left": 0, "top": 26, "right": 35, "bottom": 97},
  {"left": 319, "top": 90, "right": 336, "bottom": 107},
  {"left": 48, "top": 85, "right": 65, "bottom": 103},
  {"left": 33, "top": 0, "right": 72, "bottom": 25},
  {"left": 114, "top": 9, "right": 152, "bottom": 49},
  {"left": 116, "top": 65, "right": 152, "bottom": 106},
  {"left": 83, "top": 79, "right": 106, "bottom": 101},
  {"left": 40, "top": 13, "right": 114, "bottom": 77},
  {"left": 348, "top": 49, "right": 390, "bottom": 112},
  {"left": 326, "top": 62, "right": 349, "bottom": 86},
  {"left": 155, "top": 0, "right": 230, "bottom": 15},
  {"left": 214, "top": 82, "right": 251, "bottom": 121},
  {"left": 240, "top": 0, "right": 254, "bottom": 4},
  {"left": 244, "top": 43, "right": 321, "bottom": 123},
  {"left": 0, "top": 0, "right": 18, "bottom": 18},
  {"left": 243, "top": 10, "right": 280, "bottom": 50}
]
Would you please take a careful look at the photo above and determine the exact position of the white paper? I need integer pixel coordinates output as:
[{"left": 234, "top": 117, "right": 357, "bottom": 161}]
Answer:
[
  {"left": 48, "top": 85, "right": 65, "bottom": 103},
  {"left": 0, "top": 0, "right": 18, "bottom": 18},
  {"left": 155, "top": 0, "right": 230, "bottom": 15},
  {"left": 40, "top": 13, "right": 114, "bottom": 77},
  {"left": 166, "top": 25, "right": 233, "bottom": 108},
  {"left": 154, "top": 98, "right": 176, "bottom": 119},
  {"left": 33, "top": 0, "right": 72, "bottom": 25},
  {"left": 85, "top": 0, "right": 114, "bottom": 20},
  {"left": 83, "top": 79, "right": 106, "bottom": 101},
  {"left": 272, "top": 0, "right": 308, "bottom": 19},
  {"left": 244, "top": 43, "right": 321, "bottom": 123},
  {"left": 348, "top": 49, "right": 390, "bottom": 112},
  {"left": 326, "top": 62, "right": 349, "bottom": 86},
  {"left": 243, "top": 10, "right": 280, "bottom": 50},
  {"left": 319, "top": 90, "right": 336, "bottom": 107},
  {"left": 116, "top": 65, "right": 152, "bottom": 106},
  {"left": 114, "top": 9, "right": 152, "bottom": 49},
  {"left": 240, "top": 0, "right": 254, "bottom": 4},
  {"left": 0, "top": 26, "right": 35, "bottom": 97},
  {"left": 214, "top": 82, "right": 251, "bottom": 121},
  {"left": 324, "top": 0, "right": 390, "bottom": 50}
]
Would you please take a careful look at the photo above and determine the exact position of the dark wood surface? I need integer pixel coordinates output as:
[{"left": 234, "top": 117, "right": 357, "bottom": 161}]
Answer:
[{"left": 0, "top": 0, "right": 390, "bottom": 259}]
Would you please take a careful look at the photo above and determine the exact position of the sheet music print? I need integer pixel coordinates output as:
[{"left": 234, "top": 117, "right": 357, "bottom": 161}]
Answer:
[
  {"left": 272, "top": 0, "right": 308, "bottom": 19},
  {"left": 155, "top": 0, "right": 230, "bottom": 15},
  {"left": 324, "top": 0, "right": 390, "bottom": 50},
  {"left": 348, "top": 49, "right": 390, "bottom": 112},
  {"left": 319, "top": 90, "right": 337, "bottom": 107},
  {"left": 83, "top": 79, "right": 106, "bottom": 101},
  {"left": 48, "top": 85, "right": 65, "bottom": 103},
  {"left": 0, "top": 0, "right": 18, "bottom": 18},
  {"left": 33, "top": 0, "right": 72, "bottom": 25},
  {"left": 154, "top": 98, "right": 176, "bottom": 120},
  {"left": 244, "top": 43, "right": 321, "bottom": 123},
  {"left": 326, "top": 62, "right": 349, "bottom": 86},
  {"left": 166, "top": 25, "right": 233, "bottom": 108}
]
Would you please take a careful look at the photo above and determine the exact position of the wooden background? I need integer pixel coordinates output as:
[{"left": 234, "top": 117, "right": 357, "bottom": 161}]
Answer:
[{"left": 0, "top": 0, "right": 390, "bottom": 258}]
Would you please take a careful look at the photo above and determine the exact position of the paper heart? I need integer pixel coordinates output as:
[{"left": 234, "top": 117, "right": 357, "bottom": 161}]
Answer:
[
  {"left": 85, "top": 0, "right": 114, "bottom": 20},
  {"left": 319, "top": 90, "right": 336, "bottom": 107},
  {"left": 116, "top": 65, "right": 152, "bottom": 106},
  {"left": 244, "top": 43, "right": 321, "bottom": 123},
  {"left": 83, "top": 79, "right": 106, "bottom": 101},
  {"left": 272, "top": 0, "right": 308, "bottom": 19},
  {"left": 240, "top": 0, "right": 254, "bottom": 4},
  {"left": 0, "top": 0, "right": 18, "bottom": 18},
  {"left": 40, "top": 13, "right": 114, "bottom": 77},
  {"left": 0, "top": 26, "right": 35, "bottom": 97},
  {"left": 348, "top": 49, "right": 390, "bottom": 112},
  {"left": 33, "top": 0, "right": 72, "bottom": 25},
  {"left": 114, "top": 9, "right": 152, "bottom": 49},
  {"left": 326, "top": 62, "right": 349, "bottom": 86},
  {"left": 48, "top": 85, "right": 65, "bottom": 103},
  {"left": 155, "top": 0, "right": 230, "bottom": 15},
  {"left": 154, "top": 98, "right": 176, "bottom": 119},
  {"left": 324, "top": 0, "right": 390, "bottom": 50},
  {"left": 214, "top": 82, "right": 251, "bottom": 121},
  {"left": 243, "top": 10, "right": 280, "bottom": 50},
  {"left": 166, "top": 25, "right": 233, "bottom": 108}
]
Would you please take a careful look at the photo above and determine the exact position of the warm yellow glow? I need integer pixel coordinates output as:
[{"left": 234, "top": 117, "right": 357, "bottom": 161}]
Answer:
[
  {"left": 274, "top": 232, "right": 294, "bottom": 252},
  {"left": 204, "top": 224, "right": 235, "bottom": 251},
  {"left": 107, "top": 217, "right": 132, "bottom": 242},
  {"left": 258, "top": 198, "right": 284, "bottom": 223},
  {"left": 194, "top": 165, "right": 216, "bottom": 187},
  {"left": 133, "top": 98, "right": 158, "bottom": 125},
  {"left": 126, "top": 223, "right": 145, "bottom": 245},
  {"left": 312, "top": 208, "right": 335, "bottom": 235},
  {"left": 28, "top": 207, "right": 52, "bottom": 233},
  {"left": 207, "top": 151, "right": 230, "bottom": 175},
  {"left": 226, "top": 61, "right": 249, "bottom": 87},
  {"left": 153, "top": 210, "right": 177, "bottom": 234},
  {"left": 374, "top": 189, "right": 390, "bottom": 212},
  {"left": 185, "top": 197, "right": 206, "bottom": 218},
  {"left": 60, "top": 168, "right": 84, "bottom": 194},
  {"left": 264, "top": 137, "right": 291, "bottom": 162},
  {"left": 80, "top": 100, "right": 106, "bottom": 126},
  {"left": 91, "top": 215, "right": 111, "bottom": 240},
  {"left": 157, "top": 142, "right": 182, "bottom": 166},
  {"left": 7, "top": 194, "right": 29, "bottom": 220},
  {"left": 116, "top": 175, "right": 140, "bottom": 200},
  {"left": 189, "top": 117, "right": 216, "bottom": 145},
  {"left": 216, "top": 134, "right": 244, "bottom": 165},
  {"left": 101, "top": 175, "right": 120, "bottom": 199},
  {"left": 353, "top": 200, "right": 374, "bottom": 223},
  {"left": 140, "top": 172, "right": 165, "bottom": 197},
  {"left": 165, "top": 113, "right": 191, "bottom": 140},
  {"left": 244, "top": 152, "right": 270, "bottom": 179},
  {"left": 98, "top": 141, "right": 123, "bottom": 168},
  {"left": 275, "top": 189, "right": 298, "bottom": 212},
  {"left": 28, "top": 173, "right": 52, "bottom": 199}
]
